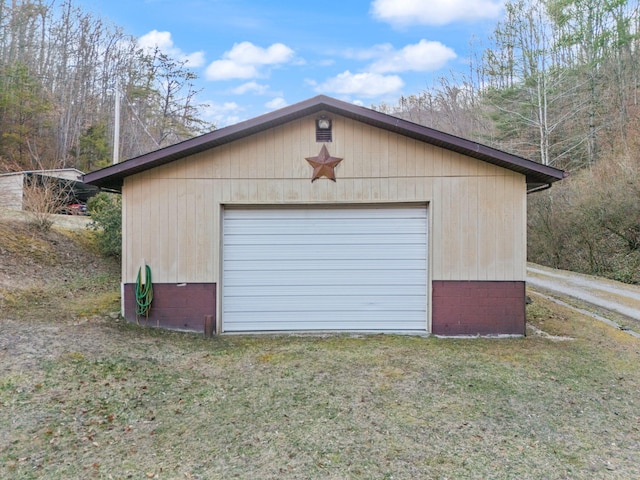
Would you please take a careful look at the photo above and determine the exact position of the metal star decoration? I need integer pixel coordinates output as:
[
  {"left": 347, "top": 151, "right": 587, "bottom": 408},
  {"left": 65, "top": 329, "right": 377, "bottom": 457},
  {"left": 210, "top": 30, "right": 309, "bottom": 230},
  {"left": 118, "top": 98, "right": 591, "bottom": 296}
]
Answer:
[{"left": 305, "top": 145, "right": 343, "bottom": 182}]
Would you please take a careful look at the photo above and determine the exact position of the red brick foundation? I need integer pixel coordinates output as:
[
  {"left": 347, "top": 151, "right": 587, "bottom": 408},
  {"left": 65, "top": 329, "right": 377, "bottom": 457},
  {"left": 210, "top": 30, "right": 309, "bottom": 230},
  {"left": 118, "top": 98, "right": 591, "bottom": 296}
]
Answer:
[
  {"left": 123, "top": 283, "right": 216, "bottom": 333},
  {"left": 432, "top": 281, "right": 525, "bottom": 336}
]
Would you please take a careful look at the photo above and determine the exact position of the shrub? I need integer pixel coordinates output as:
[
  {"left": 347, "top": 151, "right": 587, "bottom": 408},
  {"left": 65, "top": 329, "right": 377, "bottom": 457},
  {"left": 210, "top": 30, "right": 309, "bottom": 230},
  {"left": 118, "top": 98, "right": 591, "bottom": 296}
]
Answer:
[
  {"left": 23, "top": 175, "right": 72, "bottom": 232},
  {"left": 528, "top": 157, "right": 640, "bottom": 284},
  {"left": 87, "top": 192, "right": 121, "bottom": 257}
]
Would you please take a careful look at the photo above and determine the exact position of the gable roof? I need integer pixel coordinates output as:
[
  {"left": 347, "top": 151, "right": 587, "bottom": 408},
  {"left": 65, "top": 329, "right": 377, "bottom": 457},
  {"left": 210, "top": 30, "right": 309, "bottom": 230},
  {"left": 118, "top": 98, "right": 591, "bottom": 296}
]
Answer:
[{"left": 83, "top": 95, "right": 566, "bottom": 192}]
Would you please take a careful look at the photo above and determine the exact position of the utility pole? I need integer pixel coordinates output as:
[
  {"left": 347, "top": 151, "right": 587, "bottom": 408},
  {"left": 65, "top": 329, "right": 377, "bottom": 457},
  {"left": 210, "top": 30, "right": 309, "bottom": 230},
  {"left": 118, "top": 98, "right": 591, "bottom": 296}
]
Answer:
[{"left": 113, "top": 77, "right": 121, "bottom": 164}]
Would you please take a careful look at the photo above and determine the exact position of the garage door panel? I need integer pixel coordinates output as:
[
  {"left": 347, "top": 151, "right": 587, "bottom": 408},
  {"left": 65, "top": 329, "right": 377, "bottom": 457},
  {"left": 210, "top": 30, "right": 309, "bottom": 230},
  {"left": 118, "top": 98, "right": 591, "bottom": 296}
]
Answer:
[
  {"left": 227, "top": 322, "right": 421, "bottom": 331},
  {"left": 223, "top": 271, "right": 425, "bottom": 287},
  {"left": 224, "top": 295, "right": 426, "bottom": 311},
  {"left": 224, "top": 207, "right": 425, "bottom": 220},
  {"left": 223, "top": 206, "right": 428, "bottom": 332},
  {"left": 224, "top": 244, "right": 427, "bottom": 261},
  {"left": 224, "top": 219, "right": 427, "bottom": 235},
  {"left": 224, "top": 233, "right": 426, "bottom": 246},
  {"left": 223, "top": 284, "right": 427, "bottom": 297},
  {"left": 226, "top": 313, "right": 426, "bottom": 331},
  {"left": 224, "top": 258, "right": 426, "bottom": 271},
  {"left": 227, "top": 311, "right": 425, "bottom": 322}
]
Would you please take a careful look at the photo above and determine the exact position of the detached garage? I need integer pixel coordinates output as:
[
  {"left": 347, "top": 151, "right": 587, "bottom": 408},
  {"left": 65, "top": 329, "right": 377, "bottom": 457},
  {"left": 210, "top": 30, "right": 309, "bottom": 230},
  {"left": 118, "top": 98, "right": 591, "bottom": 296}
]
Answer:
[
  {"left": 84, "top": 95, "right": 565, "bottom": 336},
  {"left": 222, "top": 205, "right": 428, "bottom": 332}
]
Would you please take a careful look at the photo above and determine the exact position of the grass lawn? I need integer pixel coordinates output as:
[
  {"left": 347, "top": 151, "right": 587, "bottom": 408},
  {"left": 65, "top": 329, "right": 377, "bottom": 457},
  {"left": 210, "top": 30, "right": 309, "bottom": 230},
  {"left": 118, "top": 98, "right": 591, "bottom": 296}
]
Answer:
[
  {"left": 1, "top": 296, "right": 639, "bottom": 479},
  {"left": 1, "top": 216, "right": 639, "bottom": 479}
]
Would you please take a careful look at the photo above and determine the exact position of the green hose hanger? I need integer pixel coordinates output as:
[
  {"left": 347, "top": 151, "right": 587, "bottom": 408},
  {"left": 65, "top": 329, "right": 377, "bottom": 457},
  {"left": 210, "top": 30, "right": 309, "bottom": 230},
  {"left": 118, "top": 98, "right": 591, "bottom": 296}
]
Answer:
[{"left": 135, "top": 264, "right": 153, "bottom": 322}]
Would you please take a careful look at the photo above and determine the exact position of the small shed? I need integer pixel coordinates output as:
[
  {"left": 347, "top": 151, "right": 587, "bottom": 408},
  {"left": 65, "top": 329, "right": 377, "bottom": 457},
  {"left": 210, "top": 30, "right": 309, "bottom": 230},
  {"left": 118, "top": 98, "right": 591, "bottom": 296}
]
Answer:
[
  {"left": 0, "top": 168, "right": 97, "bottom": 211},
  {"left": 84, "top": 95, "right": 566, "bottom": 336}
]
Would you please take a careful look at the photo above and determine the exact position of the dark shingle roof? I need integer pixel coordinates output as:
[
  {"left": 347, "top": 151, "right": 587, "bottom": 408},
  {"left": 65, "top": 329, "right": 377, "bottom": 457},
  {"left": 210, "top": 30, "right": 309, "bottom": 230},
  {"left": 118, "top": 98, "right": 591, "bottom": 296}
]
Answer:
[{"left": 83, "top": 95, "right": 566, "bottom": 192}]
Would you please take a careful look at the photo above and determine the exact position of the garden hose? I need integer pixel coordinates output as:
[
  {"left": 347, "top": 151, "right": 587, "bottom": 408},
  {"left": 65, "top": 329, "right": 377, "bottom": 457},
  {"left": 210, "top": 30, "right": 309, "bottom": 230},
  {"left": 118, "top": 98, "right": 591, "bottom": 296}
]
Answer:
[{"left": 135, "top": 265, "right": 153, "bottom": 320}]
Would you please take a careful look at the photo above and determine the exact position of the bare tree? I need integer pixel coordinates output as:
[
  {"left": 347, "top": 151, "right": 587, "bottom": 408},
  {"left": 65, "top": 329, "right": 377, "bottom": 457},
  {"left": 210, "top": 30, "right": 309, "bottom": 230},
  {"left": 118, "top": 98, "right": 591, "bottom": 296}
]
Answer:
[
  {"left": 0, "top": 0, "right": 211, "bottom": 174},
  {"left": 22, "top": 173, "right": 72, "bottom": 231}
]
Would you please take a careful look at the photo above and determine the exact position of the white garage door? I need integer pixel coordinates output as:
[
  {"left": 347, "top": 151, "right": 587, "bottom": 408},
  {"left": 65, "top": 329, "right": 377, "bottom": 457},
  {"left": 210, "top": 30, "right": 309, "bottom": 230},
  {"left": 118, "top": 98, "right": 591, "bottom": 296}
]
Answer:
[{"left": 222, "top": 205, "right": 428, "bottom": 332}]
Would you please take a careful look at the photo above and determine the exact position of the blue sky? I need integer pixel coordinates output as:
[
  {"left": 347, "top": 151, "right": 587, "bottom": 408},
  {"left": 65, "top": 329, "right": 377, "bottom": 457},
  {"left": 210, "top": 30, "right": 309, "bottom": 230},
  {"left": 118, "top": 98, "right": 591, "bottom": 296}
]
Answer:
[{"left": 78, "top": 0, "right": 505, "bottom": 127}]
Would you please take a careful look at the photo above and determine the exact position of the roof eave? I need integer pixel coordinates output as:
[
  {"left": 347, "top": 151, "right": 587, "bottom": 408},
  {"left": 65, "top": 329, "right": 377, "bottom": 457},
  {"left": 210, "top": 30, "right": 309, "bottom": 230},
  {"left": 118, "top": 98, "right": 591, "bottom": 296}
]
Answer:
[{"left": 83, "top": 95, "right": 567, "bottom": 191}]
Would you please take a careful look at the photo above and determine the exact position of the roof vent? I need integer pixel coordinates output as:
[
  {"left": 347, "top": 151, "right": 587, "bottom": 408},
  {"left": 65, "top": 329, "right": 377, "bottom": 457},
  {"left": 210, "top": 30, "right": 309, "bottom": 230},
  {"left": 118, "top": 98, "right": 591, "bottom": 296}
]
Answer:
[{"left": 316, "top": 117, "right": 332, "bottom": 142}]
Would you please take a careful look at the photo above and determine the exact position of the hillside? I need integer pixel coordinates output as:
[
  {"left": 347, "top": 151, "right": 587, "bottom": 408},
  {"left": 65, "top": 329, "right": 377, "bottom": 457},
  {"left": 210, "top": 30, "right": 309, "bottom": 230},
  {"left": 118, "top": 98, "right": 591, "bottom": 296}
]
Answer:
[{"left": 0, "top": 210, "right": 120, "bottom": 322}]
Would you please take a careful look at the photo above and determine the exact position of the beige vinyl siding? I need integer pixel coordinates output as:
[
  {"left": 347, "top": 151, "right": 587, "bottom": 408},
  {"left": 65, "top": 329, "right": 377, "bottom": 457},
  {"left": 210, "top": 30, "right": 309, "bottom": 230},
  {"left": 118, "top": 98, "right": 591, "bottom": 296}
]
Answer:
[{"left": 122, "top": 113, "right": 526, "bottom": 286}]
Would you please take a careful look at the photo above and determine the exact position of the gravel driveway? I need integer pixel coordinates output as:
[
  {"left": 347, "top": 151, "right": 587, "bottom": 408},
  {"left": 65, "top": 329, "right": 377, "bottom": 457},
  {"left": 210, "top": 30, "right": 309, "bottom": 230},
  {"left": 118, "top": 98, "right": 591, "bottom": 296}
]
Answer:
[{"left": 527, "top": 263, "right": 640, "bottom": 329}]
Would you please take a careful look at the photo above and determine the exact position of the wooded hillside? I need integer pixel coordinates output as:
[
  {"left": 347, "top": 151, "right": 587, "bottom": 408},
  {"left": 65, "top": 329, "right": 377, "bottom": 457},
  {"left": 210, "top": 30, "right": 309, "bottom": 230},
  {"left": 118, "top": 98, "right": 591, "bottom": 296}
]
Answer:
[
  {"left": 378, "top": 0, "right": 640, "bottom": 283},
  {"left": 0, "top": 0, "right": 209, "bottom": 173}
]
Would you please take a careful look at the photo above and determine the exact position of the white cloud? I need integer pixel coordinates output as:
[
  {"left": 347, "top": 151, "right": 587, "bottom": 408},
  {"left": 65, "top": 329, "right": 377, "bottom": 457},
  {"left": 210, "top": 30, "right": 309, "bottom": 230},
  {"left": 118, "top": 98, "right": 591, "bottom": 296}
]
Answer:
[
  {"left": 265, "top": 97, "right": 287, "bottom": 110},
  {"left": 205, "top": 42, "right": 295, "bottom": 81},
  {"left": 227, "top": 42, "right": 294, "bottom": 65},
  {"left": 371, "top": 0, "right": 504, "bottom": 26},
  {"left": 369, "top": 40, "right": 456, "bottom": 73},
  {"left": 181, "top": 51, "right": 206, "bottom": 67},
  {"left": 201, "top": 101, "right": 243, "bottom": 127},
  {"left": 231, "top": 82, "right": 270, "bottom": 95},
  {"left": 315, "top": 71, "right": 404, "bottom": 98},
  {"left": 138, "top": 30, "right": 205, "bottom": 67},
  {"left": 208, "top": 60, "right": 258, "bottom": 81}
]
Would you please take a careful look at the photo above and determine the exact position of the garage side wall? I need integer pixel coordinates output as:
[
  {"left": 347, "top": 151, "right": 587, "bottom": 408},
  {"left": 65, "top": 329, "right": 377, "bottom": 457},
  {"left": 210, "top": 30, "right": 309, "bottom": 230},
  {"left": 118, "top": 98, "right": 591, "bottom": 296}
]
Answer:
[{"left": 120, "top": 114, "right": 527, "bottom": 334}]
